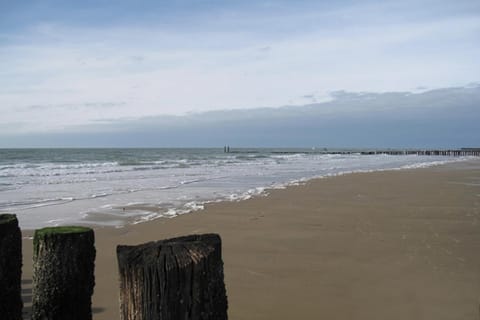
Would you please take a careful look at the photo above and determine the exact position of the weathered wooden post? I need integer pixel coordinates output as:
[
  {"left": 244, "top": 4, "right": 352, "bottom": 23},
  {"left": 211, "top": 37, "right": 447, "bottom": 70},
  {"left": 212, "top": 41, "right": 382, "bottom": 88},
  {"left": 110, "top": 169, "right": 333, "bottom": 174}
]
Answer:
[
  {"left": 0, "top": 214, "right": 22, "bottom": 320},
  {"left": 117, "top": 233, "right": 228, "bottom": 320},
  {"left": 32, "top": 226, "right": 95, "bottom": 320}
]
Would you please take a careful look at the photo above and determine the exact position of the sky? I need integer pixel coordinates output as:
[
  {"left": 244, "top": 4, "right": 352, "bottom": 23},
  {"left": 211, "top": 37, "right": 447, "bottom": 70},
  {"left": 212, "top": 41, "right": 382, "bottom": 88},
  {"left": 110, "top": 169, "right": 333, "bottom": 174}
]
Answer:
[{"left": 0, "top": 0, "right": 479, "bottom": 147}]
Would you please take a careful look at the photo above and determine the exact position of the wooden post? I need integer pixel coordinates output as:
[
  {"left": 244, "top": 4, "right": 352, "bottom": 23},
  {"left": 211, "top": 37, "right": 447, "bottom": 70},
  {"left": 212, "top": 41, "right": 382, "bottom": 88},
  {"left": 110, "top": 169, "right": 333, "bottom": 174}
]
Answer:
[
  {"left": 0, "top": 214, "right": 22, "bottom": 320},
  {"left": 32, "top": 226, "right": 95, "bottom": 320},
  {"left": 117, "top": 233, "right": 228, "bottom": 320}
]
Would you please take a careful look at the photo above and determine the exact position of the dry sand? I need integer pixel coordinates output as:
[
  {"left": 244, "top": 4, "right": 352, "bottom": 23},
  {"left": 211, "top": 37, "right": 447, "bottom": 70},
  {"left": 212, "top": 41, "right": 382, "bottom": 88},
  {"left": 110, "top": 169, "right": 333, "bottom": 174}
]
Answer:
[{"left": 21, "top": 159, "right": 480, "bottom": 319}]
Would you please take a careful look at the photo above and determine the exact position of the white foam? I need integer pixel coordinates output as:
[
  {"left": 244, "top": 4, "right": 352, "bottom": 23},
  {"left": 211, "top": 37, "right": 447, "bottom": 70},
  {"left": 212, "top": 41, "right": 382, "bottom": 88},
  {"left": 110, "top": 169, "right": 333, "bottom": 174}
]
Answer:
[
  {"left": 184, "top": 201, "right": 205, "bottom": 211},
  {"left": 4, "top": 151, "right": 470, "bottom": 229}
]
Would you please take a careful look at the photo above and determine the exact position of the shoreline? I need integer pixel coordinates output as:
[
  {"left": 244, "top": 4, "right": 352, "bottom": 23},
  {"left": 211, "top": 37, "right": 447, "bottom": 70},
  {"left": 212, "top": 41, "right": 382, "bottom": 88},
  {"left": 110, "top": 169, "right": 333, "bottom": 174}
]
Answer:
[
  {"left": 21, "top": 159, "right": 480, "bottom": 319},
  {"left": 8, "top": 153, "right": 469, "bottom": 230},
  {"left": 120, "top": 156, "right": 472, "bottom": 228}
]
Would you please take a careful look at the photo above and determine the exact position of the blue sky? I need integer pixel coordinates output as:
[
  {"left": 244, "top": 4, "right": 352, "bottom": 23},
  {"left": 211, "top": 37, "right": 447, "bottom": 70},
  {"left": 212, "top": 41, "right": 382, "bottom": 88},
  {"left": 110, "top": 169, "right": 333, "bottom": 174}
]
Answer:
[{"left": 0, "top": 0, "right": 479, "bottom": 146}]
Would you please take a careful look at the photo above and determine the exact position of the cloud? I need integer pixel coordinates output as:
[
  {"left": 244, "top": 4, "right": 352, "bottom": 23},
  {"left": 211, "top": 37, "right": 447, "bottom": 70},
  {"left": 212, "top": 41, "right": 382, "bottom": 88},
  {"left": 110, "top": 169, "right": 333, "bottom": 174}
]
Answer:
[
  {"left": 2, "top": 85, "right": 478, "bottom": 148},
  {"left": 130, "top": 56, "right": 145, "bottom": 63},
  {"left": 0, "top": 0, "right": 479, "bottom": 136},
  {"left": 258, "top": 46, "right": 271, "bottom": 52},
  {"left": 21, "top": 101, "right": 125, "bottom": 111},
  {"left": 301, "top": 94, "right": 317, "bottom": 103}
]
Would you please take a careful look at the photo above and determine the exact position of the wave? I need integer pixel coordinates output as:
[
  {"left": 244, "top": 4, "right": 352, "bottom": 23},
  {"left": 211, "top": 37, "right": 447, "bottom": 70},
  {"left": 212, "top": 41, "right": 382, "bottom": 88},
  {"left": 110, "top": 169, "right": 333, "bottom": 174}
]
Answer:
[
  {"left": 0, "top": 197, "right": 75, "bottom": 211},
  {"left": 2, "top": 151, "right": 470, "bottom": 229},
  {"left": 235, "top": 154, "right": 270, "bottom": 160},
  {"left": 123, "top": 156, "right": 470, "bottom": 226},
  {"left": 398, "top": 159, "right": 465, "bottom": 169},
  {"left": 1, "top": 158, "right": 206, "bottom": 181}
]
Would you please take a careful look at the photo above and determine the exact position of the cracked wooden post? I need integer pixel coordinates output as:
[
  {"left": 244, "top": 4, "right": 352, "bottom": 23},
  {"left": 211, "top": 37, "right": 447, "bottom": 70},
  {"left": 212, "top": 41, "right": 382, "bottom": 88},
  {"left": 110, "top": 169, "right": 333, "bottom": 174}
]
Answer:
[
  {"left": 117, "top": 233, "right": 228, "bottom": 320},
  {"left": 0, "top": 214, "right": 22, "bottom": 320},
  {"left": 32, "top": 226, "right": 95, "bottom": 320}
]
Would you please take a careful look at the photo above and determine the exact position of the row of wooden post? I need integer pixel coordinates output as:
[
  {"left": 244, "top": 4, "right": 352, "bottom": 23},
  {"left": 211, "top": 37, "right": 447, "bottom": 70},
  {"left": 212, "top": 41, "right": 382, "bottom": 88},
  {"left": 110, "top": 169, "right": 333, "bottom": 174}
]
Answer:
[{"left": 0, "top": 214, "right": 228, "bottom": 320}]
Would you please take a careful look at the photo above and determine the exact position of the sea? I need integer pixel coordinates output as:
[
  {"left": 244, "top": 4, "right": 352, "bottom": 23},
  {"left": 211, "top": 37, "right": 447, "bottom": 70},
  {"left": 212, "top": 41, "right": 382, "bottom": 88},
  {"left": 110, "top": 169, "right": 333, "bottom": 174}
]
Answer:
[{"left": 0, "top": 148, "right": 468, "bottom": 229}]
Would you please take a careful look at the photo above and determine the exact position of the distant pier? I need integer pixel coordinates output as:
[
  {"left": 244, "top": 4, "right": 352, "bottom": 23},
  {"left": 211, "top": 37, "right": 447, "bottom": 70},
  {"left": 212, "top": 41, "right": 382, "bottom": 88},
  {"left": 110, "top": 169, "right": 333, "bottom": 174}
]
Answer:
[
  {"left": 224, "top": 148, "right": 480, "bottom": 157},
  {"left": 356, "top": 148, "right": 480, "bottom": 157}
]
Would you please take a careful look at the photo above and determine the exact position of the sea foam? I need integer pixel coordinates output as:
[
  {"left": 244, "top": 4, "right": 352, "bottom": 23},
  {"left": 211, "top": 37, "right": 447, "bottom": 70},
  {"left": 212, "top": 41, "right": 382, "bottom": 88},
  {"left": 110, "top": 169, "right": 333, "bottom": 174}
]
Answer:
[{"left": 0, "top": 148, "right": 470, "bottom": 229}]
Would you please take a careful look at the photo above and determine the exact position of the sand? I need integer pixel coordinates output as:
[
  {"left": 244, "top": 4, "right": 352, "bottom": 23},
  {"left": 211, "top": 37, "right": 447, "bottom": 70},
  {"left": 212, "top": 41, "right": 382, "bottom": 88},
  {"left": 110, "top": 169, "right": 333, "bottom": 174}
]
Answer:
[{"left": 21, "top": 159, "right": 480, "bottom": 319}]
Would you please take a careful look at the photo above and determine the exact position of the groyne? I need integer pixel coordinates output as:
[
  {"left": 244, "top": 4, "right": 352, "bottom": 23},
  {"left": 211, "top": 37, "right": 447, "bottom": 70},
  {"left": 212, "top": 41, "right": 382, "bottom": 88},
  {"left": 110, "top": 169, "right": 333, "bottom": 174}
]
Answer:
[{"left": 226, "top": 148, "right": 480, "bottom": 156}]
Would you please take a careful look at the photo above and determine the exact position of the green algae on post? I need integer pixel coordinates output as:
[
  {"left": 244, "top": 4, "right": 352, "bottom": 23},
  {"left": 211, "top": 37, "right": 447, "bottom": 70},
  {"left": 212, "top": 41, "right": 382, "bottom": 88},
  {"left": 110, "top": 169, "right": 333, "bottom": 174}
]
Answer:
[
  {"left": 33, "top": 226, "right": 92, "bottom": 252},
  {"left": 0, "top": 213, "right": 18, "bottom": 224}
]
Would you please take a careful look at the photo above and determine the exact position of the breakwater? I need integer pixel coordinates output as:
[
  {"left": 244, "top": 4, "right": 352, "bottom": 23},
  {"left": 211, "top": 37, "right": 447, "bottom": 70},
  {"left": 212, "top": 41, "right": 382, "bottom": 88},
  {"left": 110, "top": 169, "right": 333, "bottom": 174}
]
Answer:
[{"left": 227, "top": 148, "right": 480, "bottom": 156}]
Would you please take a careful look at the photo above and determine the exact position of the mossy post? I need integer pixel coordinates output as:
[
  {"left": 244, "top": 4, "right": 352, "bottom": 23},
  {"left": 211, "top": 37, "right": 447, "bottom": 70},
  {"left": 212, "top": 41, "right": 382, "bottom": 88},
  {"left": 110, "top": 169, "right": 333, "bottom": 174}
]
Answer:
[
  {"left": 0, "top": 214, "right": 22, "bottom": 320},
  {"left": 117, "top": 233, "right": 228, "bottom": 320},
  {"left": 32, "top": 226, "right": 95, "bottom": 320}
]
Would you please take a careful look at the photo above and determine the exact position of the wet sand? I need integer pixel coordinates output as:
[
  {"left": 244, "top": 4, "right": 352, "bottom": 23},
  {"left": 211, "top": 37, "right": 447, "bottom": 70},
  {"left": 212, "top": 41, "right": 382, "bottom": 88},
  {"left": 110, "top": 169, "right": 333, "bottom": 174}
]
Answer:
[{"left": 21, "top": 159, "right": 480, "bottom": 319}]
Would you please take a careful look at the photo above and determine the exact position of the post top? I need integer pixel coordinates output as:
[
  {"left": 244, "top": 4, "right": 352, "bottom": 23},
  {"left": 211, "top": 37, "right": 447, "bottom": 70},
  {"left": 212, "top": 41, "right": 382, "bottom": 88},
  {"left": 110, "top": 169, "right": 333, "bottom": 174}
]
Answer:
[
  {"left": 33, "top": 226, "right": 94, "bottom": 252},
  {"left": 35, "top": 226, "right": 93, "bottom": 237},
  {"left": 0, "top": 213, "right": 18, "bottom": 224}
]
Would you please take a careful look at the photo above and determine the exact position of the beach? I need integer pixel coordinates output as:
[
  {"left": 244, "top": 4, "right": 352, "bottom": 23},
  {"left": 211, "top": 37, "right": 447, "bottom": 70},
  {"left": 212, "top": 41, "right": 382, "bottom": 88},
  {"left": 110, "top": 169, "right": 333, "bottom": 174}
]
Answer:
[{"left": 21, "top": 159, "right": 480, "bottom": 319}]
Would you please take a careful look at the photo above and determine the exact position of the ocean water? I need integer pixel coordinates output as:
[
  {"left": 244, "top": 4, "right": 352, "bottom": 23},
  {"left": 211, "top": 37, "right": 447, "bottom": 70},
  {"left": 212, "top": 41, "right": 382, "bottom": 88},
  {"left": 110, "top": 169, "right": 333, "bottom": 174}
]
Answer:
[{"left": 0, "top": 148, "right": 467, "bottom": 229}]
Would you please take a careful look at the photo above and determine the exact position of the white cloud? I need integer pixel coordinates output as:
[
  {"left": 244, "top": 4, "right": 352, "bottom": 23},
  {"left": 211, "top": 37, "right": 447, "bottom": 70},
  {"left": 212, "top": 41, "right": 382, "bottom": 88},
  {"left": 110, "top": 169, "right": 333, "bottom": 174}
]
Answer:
[{"left": 0, "top": 1, "right": 479, "bottom": 134}]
